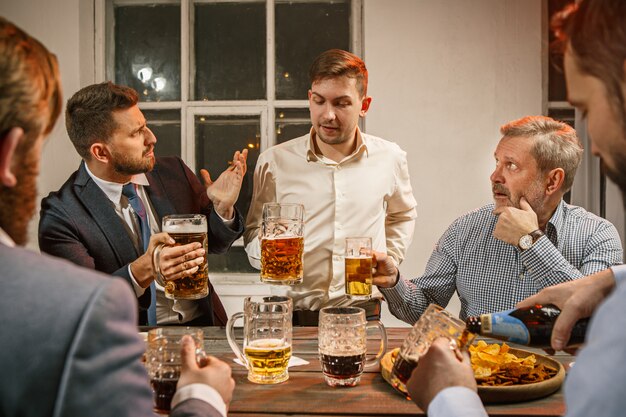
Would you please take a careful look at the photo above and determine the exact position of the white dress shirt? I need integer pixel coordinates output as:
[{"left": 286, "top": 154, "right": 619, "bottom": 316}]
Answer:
[{"left": 244, "top": 128, "right": 417, "bottom": 310}]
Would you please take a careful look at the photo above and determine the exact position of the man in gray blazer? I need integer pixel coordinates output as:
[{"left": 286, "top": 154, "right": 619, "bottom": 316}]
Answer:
[
  {"left": 39, "top": 81, "right": 248, "bottom": 326},
  {"left": 0, "top": 17, "right": 233, "bottom": 417}
]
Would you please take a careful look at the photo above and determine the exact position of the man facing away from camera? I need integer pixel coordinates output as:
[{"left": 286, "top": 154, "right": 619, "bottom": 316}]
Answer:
[{"left": 0, "top": 16, "right": 234, "bottom": 417}]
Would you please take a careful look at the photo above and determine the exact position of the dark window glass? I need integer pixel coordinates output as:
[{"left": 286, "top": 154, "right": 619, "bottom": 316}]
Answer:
[
  {"left": 114, "top": 4, "right": 181, "bottom": 101},
  {"left": 275, "top": 108, "right": 311, "bottom": 144},
  {"left": 195, "top": 115, "right": 261, "bottom": 273},
  {"left": 143, "top": 109, "right": 181, "bottom": 158},
  {"left": 194, "top": 2, "right": 266, "bottom": 100},
  {"left": 275, "top": 0, "right": 350, "bottom": 100},
  {"left": 195, "top": 114, "right": 260, "bottom": 221},
  {"left": 548, "top": 0, "right": 572, "bottom": 102}
]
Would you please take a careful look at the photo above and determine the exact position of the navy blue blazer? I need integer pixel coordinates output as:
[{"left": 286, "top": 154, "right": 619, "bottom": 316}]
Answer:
[{"left": 39, "top": 156, "right": 243, "bottom": 326}]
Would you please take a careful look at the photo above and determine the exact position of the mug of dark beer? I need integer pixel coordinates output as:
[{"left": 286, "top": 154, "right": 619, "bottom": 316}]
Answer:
[
  {"left": 145, "top": 327, "right": 206, "bottom": 414},
  {"left": 260, "top": 203, "right": 304, "bottom": 285},
  {"left": 226, "top": 296, "right": 293, "bottom": 384},
  {"left": 318, "top": 306, "right": 387, "bottom": 387},
  {"left": 390, "top": 304, "right": 475, "bottom": 395},
  {"left": 153, "top": 214, "right": 208, "bottom": 299}
]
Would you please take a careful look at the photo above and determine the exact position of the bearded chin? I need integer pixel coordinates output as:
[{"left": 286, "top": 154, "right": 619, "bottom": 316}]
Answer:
[{"left": 0, "top": 154, "right": 38, "bottom": 246}]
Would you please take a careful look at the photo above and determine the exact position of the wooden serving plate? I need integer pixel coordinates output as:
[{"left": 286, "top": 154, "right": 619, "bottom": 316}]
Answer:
[{"left": 380, "top": 347, "right": 565, "bottom": 404}]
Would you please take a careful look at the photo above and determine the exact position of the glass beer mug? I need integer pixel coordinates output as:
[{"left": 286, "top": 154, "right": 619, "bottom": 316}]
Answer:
[
  {"left": 390, "top": 304, "right": 475, "bottom": 395},
  {"left": 153, "top": 214, "right": 208, "bottom": 299},
  {"left": 145, "top": 327, "right": 206, "bottom": 414},
  {"left": 226, "top": 296, "right": 293, "bottom": 384},
  {"left": 260, "top": 203, "right": 304, "bottom": 285},
  {"left": 318, "top": 306, "right": 387, "bottom": 387},
  {"left": 344, "top": 237, "right": 373, "bottom": 299}
]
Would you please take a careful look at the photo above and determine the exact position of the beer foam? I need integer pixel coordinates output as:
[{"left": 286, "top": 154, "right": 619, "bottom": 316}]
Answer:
[
  {"left": 163, "top": 223, "right": 205, "bottom": 233},
  {"left": 246, "top": 338, "right": 291, "bottom": 350}
]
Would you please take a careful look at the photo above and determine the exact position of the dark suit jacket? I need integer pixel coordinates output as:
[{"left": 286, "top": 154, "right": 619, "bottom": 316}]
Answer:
[
  {"left": 1, "top": 244, "right": 223, "bottom": 417},
  {"left": 39, "top": 156, "right": 243, "bottom": 326}
]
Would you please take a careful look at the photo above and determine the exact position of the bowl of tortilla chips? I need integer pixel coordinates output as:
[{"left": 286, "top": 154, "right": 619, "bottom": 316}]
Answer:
[{"left": 381, "top": 340, "right": 565, "bottom": 403}]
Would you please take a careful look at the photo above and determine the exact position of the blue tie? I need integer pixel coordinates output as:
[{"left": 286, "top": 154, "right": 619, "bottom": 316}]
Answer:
[{"left": 122, "top": 183, "right": 157, "bottom": 326}]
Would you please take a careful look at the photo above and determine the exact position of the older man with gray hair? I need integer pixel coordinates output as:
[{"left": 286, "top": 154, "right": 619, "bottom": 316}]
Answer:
[{"left": 373, "top": 115, "right": 623, "bottom": 324}]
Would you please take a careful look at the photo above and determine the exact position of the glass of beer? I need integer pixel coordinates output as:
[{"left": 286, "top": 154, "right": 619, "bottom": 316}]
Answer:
[
  {"left": 226, "top": 296, "right": 293, "bottom": 384},
  {"left": 344, "top": 237, "right": 373, "bottom": 299},
  {"left": 145, "top": 327, "right": 205, "bottom": 414},
  {"left": 318, "top": 306, "right": 387, "bottom": 387},
  {"left": 260, "top": 203, "right": 304, "bottom": 285},
  {"left": 153, "top": 214, "right": 208, "bottom": 299},
  {"left": 390, "top": 304, "right": 475, "bottom": 396}
]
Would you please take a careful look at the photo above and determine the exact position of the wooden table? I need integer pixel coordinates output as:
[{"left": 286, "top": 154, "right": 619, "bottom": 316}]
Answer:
[{"left": 199, "top": 327, "right": 568, "bottom": 417}]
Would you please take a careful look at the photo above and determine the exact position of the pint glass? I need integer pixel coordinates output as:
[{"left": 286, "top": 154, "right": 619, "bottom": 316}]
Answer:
[
  {"left": 260, "top": 203, "right": 304, "bottom": 285},
  {"left": 344, "top": 237, "right": 373, "bottom": 299},
  {"left": 226, "top": 296, "right": 293, "bottom": 384},
  {"left": 318, "top": 306, "right": 387, "bottom": 387},
  {"left": 390, "top": 304, "right": 475, "bottom": 395},
  {"left": 145, "top": 327, "right": 205, "bottom": 414},
  {"left": 154, "top": 214, "right": 208, "bottom": 299}
]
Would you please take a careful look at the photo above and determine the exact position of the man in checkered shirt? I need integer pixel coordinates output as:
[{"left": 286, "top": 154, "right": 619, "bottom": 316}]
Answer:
[{"left": 372, "top": 115, "right": 623, "bottom": 324}]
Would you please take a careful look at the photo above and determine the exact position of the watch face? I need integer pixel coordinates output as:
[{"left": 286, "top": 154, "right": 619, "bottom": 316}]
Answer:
[{"left": 519, "top": 234, "right": 533, "bottom": 250}]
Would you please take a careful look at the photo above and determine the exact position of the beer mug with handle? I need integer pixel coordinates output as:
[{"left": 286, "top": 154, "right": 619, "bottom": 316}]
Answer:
[
  {"left": 153, "top": 214, "right": 208, "bottom": 299},
  {"left": 226, "top": 296, "right": 293, "bottom": 384},
  {"left": 145, "top": 327, "right": 206, "bottom": 414},
  {"left": 318, "top": 306, "right": 387, "bottom": 387},
  {"left": 390, "top": 304, "right": 475, "bottom": 396},
  {"left": 260, "top": 203, "right": 304, "bottom": 285}
]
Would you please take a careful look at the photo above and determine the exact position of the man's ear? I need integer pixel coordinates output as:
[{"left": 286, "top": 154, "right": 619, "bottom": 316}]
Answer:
[
  {"left": 0, "top": 127, "right": 25, "bottom": 187},
  {"left": 360, "top": 96, "right": 372, "bottom": 117},
  {"left": 90, "top": 142, "right": 110, "bottom": 163}
]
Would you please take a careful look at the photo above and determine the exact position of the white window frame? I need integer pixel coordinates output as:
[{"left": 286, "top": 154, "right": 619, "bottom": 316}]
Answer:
[
  {"left": 95, "top": 0, "right": 362, "bottom": 173},
  {"left": 94, "top": 0, "right": 363, "bottom": 279}
]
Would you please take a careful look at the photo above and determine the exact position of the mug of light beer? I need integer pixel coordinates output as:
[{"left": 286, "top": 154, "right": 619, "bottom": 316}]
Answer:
[
  {"left": 145, "top": 327, "right": 206, "bottom": 414},
  {"left": 344, "top": 237, "right": 373, "bottom": 299},
  {"left": 226, "top": 296, "right": 293, "bottom": 384},
  {"left": 318, "top": 306, "right": 387, "bottom": 387},
  {"left": 260, "top": 202, "right": 304, "bottom": 285},
  {"left": 390, "top": 304, "right": 475, "bottom": 396},
  {"left": 153, "top": 214, "right": 208, "bottom": 299}
]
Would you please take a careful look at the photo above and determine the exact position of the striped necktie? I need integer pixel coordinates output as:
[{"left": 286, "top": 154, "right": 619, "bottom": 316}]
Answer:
[{"left": 122, "top": 183, "right": 157, "bottom": 326}]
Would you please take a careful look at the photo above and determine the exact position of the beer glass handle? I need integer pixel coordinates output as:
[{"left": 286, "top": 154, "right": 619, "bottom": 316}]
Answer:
[
  {"left": 152, "top": 243, "right": 166, "bottom": 287},
  {"left": 364, "top": 321, "right": 387, "bottom": 368},
  {"left": 226, "top": 312, "right": 249, "bottom": 368}
]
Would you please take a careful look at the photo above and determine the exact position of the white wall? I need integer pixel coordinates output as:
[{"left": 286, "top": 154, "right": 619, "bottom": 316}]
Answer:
[
  {"left": 2, "top": 0, "right": 544, "bottom": 325},
  {"left": 1, "top": 0, "right": 85, "bottom": 251},
  {"left": 364, "top": 0, "right": 543, "bottom": 319}
]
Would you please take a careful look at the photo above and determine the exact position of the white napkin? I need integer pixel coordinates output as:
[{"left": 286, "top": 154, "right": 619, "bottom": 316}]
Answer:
[{"left": 233, "top": 356, "right": 309, "bottom": 368}]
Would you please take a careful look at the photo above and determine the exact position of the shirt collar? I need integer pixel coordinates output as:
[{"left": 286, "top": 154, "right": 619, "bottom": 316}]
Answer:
[
  {"left": 0, "top": 226, "right": 15, "bottom": 247},
  {"left": 545, "top": 200, "right": 566, "bottom": 243},
  {"left": 306, "top": 127, "right": 369, "bottom": 163},
  {"left": 84, "top": 163, "right": 150, "bottom": 205}
]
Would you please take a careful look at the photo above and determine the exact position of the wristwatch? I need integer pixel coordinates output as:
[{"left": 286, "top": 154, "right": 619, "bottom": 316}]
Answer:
[{"left": 518, "top": 229, "right": 545, "bottom": 251}]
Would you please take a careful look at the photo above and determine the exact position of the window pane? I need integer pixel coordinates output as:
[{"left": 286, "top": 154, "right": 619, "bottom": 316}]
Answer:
[
  {"left": 548, "top": 0, "right": 571, "bottom": 102},
  {"left": 195, "top": 115, "right": 260, "bottom": 273},
  {"left": 114, "top": 4, "right": 181, "bottom": 101},
  {"left": 208, "top": 247, "right": 258, "bottom": 273},
  {"left": 195, "top": 115, "right": 260, "bottom": 219},
  {"left": 143, "top": 109, "right": 181, "bottom": 158},
  {"left": 275, "top": 0, "right": 350, "bottom": 100},
  {"left": 194, "top": 2, "right": 266, "bottom": 100},
  {"left": 276, "top": 108, "right": 311, "bottom": 144}
]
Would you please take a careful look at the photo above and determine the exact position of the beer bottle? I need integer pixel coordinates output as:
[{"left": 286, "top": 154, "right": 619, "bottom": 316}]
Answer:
[{"left": 465, "top": 304, "right": 589, "bottom": 347}]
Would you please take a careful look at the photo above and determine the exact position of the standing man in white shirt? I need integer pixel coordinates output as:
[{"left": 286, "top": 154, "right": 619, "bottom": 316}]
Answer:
[{"left": 244, "top": 49, "right": 418, "bottom": 324}]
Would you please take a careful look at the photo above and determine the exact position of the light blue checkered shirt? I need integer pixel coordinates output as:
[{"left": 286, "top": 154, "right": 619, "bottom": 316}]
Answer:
[{"left": 381, "top": 201, "right": 624, "bottom": 324}]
